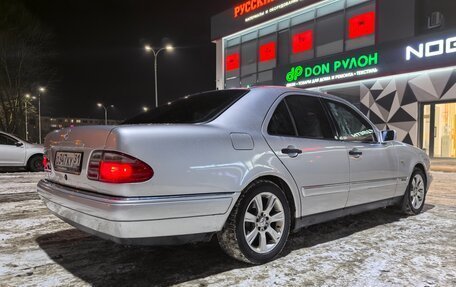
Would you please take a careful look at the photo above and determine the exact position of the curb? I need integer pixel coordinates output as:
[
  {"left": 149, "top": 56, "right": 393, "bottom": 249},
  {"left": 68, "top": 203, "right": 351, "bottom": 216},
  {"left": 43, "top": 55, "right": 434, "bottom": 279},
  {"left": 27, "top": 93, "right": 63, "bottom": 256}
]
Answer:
[{"left": 430, "top": 166, "right": 456, "bottom": 173}]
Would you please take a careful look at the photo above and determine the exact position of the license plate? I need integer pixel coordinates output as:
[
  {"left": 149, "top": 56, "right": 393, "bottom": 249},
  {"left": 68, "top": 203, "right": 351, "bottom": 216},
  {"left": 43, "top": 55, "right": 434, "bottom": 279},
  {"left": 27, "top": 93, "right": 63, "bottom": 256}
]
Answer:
[{"left": 54, "top": 152, "right": 83, "bottom": 174}]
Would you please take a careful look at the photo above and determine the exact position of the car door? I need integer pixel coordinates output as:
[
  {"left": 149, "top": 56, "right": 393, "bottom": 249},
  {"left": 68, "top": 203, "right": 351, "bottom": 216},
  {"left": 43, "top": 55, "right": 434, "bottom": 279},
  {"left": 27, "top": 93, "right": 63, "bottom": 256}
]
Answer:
[
  {"left": 0, "top": 133, "right": 26, "bottom": 166},
  {"left": 323, "top": 100, "right": 398, "bottom": 206},
  {"left": 263, "top": 94, "right": 350, "bottom": 216}
]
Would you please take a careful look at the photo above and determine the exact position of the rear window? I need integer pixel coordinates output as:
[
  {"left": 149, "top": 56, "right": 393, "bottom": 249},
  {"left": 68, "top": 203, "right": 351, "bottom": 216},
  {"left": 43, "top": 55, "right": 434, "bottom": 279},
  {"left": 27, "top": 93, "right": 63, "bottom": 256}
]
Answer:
[{"left": 123, "top": 89, "right": 248, "bottom": 124}]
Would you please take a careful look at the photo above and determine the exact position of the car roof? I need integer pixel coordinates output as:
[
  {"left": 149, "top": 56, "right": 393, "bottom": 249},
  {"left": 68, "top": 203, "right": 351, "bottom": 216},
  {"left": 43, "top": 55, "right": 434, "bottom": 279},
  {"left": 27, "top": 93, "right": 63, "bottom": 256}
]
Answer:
[{"left": 248, "top": 85, "right": 353, "bottom": 105}]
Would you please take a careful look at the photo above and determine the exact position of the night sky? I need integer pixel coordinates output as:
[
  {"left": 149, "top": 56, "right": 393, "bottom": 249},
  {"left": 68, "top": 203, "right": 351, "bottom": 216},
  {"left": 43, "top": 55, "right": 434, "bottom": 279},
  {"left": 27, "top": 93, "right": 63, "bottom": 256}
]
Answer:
[{"left": 21, "top": 0, "right": 238, "bottom": 120}]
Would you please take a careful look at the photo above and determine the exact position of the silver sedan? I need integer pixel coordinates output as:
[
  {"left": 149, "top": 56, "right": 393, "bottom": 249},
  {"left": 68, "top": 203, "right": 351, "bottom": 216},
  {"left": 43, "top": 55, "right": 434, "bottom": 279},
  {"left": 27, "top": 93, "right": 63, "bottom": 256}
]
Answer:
[{"left": 37, "top": 87, "right": 432, "bottom": 264}]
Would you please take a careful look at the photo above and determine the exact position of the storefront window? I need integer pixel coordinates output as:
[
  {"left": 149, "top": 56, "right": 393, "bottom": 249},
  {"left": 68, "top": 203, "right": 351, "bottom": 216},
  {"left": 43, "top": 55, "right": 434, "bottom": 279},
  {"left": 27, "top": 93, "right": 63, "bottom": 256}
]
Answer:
[
  {"left": 257, "top": 70, "right": 273, "bottom": 85},
  {"left": 222, "top": 0, "right": 378, "bottom": 89},
  {"left": 226, "top": 77, "right": 240, "bottom": 89},
  {"left": 315, "top": 11, "right": 344, "bottom": 57},
  {"left": 290, "top": 23, "right": 314, "bottom": 63},
  {"left": 258, "top": 34, "right": 277, "bottom": 72},
  {"left": 434, "top": 103, "right": 456, "bottom": 158},
  {"left": 345, "top": 2, "right": 376, "bottom": 51},
  {"left": 225, "top": 46, "right": 240, "bottom": 79},
  {"left": 241, "top": 74, "right": 256, "bottom": 88},
  {"left": 278, "top": 30, "right": 290, "bottom": 66},
  {"left": 241, "top": 40, "right": 257, "bottom": 76}
]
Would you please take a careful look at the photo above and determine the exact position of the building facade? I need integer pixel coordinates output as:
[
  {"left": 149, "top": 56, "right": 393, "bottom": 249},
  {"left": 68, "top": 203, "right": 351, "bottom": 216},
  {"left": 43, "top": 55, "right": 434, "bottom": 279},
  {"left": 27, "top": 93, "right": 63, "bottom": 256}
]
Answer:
[{"left": 212, "top": 0, "right": 456, "bottom": 158}]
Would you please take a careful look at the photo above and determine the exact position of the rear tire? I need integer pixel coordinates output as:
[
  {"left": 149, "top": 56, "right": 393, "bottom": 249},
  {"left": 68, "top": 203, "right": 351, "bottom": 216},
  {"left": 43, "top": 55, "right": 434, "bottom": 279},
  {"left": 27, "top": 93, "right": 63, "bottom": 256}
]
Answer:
[
  {"left": 401, "top": 168, "right": 427, "bottom": 215},
  {"left": 217, "top": 180, "right": 291, "bottom": 264},
  {"left": 27, "top": 155, "right": 44, "bottom": 172}
]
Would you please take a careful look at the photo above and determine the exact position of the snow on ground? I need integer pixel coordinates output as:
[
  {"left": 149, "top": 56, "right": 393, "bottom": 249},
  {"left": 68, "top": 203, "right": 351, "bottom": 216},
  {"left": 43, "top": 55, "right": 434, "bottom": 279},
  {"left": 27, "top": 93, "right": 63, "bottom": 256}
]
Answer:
[{"left": 0, "top": 172, "right": 455, "bottom": 287}]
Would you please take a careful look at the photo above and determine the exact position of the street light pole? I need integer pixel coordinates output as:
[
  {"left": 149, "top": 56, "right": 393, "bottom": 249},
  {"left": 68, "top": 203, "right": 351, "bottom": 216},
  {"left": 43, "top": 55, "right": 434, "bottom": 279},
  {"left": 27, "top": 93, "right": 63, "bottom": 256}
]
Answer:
[
  {"left": 154, "top": 56, "right": 158, "bottom": 108},
  {"left": 38, "top": 95, "right": 41, "bottom": 143},
  {"left": 145, "top": 44, "right": 173, "bottom": 108},
  {"left": 103, "top": 106, "right": 107, "bottom": 125},
  {"left": 97, "top": 103, "right": 114, "bottom": 125},
  {"left": 38, "top": 87, "right": 46, "bottom": 144},
  {"left": 24, "top": 94, "right": 30, "bottom": 141}
]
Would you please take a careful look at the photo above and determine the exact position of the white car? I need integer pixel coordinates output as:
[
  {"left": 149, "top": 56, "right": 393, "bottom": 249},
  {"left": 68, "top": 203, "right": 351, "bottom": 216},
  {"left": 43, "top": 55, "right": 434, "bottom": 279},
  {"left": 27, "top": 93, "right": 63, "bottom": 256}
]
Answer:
[
  {"left": 37, "top": 87, "right": 431, "bottom": 264},
  {"left": 0, "top": 131, "right": 44, "bottom": 171}
]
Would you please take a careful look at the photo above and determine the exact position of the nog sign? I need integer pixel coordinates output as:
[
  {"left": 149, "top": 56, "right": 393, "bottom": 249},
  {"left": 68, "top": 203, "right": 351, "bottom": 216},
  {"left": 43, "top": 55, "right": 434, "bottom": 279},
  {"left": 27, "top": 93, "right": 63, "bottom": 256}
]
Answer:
[
  {"left": 234, "top": 0, "right": 275, "bottom": 18},
  {"left": 406, "top": 36, "right": 456, "bottom": 61}
]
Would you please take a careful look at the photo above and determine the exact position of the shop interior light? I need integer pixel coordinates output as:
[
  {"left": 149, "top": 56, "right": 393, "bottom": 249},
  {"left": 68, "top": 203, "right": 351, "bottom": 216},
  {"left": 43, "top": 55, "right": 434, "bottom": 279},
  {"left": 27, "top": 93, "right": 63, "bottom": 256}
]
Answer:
[
  {"left": 292, "top": 30, "right": 313, "bottom": 54},
  {"left": 348, "top": 11, "right": 376, "bottom": 39},
  {"left": 226, "top": 53, "right": 240, "bottom": 71},
  {"left": 259, "top": 42, "right": 276, "bottom": 62}
]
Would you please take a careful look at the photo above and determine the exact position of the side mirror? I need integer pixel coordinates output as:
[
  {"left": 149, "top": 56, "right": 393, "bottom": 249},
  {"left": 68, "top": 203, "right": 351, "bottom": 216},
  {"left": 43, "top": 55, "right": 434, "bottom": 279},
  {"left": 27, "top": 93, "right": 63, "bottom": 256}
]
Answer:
[
  {"left": 382, "top": 130, "right": 397, "bottom": 142},
  {"left": 15, "top": 141, "right": 24, "bottom": 147}
]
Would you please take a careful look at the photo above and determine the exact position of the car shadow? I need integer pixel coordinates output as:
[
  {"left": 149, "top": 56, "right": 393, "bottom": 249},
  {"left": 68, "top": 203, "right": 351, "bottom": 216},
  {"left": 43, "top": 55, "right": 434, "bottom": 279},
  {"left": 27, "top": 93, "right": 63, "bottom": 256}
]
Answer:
[
  {"left": 0, "top": 167, "right": 44, "bottom": 173},
  {"left": 281, "top": 204, "right": 435, "bottom": 258},
  {"left": 36, "top": 204, "right": 435, "bottom": 287},
  {"left": 0, "top": 167, "right": 28, "bottom": 173}
]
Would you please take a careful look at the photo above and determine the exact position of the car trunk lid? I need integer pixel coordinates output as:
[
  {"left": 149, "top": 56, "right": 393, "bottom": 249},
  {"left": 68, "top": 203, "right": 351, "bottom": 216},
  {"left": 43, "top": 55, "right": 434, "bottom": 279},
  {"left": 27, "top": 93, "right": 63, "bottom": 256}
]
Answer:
[{"left": 44, "top": 126, "right": 116, "bottom": 191}]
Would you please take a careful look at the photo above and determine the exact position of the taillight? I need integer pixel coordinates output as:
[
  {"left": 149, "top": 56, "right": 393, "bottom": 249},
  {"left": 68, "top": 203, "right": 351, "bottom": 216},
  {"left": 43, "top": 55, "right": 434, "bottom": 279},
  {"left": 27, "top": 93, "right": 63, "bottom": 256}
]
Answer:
[
  {"left": 87, "top": 151, "right": 153, "bottom": 183},
  {"left": 42, "top": 156, "right": 48, "bottom": 167},
  {"left": 43, "top": 155, "right": 51, "bottom": 171}
]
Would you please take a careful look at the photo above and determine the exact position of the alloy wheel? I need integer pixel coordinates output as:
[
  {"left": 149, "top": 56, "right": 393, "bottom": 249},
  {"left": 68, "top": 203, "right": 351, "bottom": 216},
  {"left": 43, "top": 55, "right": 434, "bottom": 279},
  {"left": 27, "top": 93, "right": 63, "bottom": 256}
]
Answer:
[
  {"left": 243, "top": 192, "right": 285, "bottom": 254},
  {"left": 410, "top": 174, "right": 425, "bottom": 209}
]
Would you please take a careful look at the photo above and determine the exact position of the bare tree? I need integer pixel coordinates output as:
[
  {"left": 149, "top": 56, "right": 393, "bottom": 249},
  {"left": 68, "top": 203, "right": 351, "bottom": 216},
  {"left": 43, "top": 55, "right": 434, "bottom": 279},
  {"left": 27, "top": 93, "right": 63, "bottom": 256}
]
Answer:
[{"left": 0, "top": 0, "right": 55, "bottom": 139}]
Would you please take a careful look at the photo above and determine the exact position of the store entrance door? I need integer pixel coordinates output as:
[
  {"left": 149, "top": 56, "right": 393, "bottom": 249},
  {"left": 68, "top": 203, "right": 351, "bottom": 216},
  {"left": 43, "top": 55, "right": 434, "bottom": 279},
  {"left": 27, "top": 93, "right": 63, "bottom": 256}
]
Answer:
[{"left": 422, "top": 102, "right": 456, "bottom": 158}]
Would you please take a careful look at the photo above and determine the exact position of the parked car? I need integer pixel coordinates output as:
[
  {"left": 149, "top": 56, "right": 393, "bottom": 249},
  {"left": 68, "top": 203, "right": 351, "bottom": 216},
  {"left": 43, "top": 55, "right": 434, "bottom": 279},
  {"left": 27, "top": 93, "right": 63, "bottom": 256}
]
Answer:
[
  {"left": 37, "top": 87, "right": 431, "bottom": 264},
  {"left": 0, "top": 131, "right": 44, "bottom": 172}
]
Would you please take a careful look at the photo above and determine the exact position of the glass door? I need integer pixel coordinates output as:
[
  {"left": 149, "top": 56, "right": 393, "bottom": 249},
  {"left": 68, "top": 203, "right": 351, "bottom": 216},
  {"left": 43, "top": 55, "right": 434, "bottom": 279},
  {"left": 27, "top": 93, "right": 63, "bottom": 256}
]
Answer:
[{"left": 422, "top": 102, "right": 456, "bottom": 158}]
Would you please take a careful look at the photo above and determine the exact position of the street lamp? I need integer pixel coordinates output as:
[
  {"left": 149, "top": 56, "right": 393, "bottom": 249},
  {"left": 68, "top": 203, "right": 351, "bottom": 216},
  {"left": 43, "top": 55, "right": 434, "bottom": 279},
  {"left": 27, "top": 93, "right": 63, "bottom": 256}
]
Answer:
[
  {"left": 144, "top": 44, "right": 174, "bottom": 108},
  {"left": 97, "top": 103, "right": 114, "bottom": 125},
  {"left": 24, "top": 94, "right": 31, "bottom": 141},
  {"left": 142, "top": 106, "right": 149, "bottom": 112},
  {"left": 37, "top": 87, "right": 46, "bottom": 144}
]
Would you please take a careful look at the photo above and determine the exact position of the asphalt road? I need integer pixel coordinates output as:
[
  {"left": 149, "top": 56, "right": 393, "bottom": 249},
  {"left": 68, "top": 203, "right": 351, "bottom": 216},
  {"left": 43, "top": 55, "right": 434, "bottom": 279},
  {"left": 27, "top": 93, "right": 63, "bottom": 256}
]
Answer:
[{"left": 0, "top": 172, "right": 455, "bottom": 287}]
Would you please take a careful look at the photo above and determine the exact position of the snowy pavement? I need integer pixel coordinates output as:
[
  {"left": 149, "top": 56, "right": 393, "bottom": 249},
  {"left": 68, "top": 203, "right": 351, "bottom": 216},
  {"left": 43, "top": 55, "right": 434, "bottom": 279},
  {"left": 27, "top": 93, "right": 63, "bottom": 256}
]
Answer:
[{"left": 0, "top": 172, "right": 455, "bottom": 287}]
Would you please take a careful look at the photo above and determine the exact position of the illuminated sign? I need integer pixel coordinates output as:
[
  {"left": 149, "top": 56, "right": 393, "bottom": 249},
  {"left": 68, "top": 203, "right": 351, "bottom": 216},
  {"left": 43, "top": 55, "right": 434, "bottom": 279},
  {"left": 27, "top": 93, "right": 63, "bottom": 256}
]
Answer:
[
  {"left": 286, "top": 68, "right": 378, "bottom": 87},
  {"left": 234, "top": 0, "right": 275, "bottom": 18},
  {"left": 259, "top": 42, "right": 276, "bottom": 62},
  {"left": 292, "top": 30, "right": 313, "bottom": 53},
  {"left": 286, "top": 52, "right": 379, "bottom": 83},
  {"left": 226, "top": 53, "right": 240, "bottom": 71},
  {"left": 272, "top": 29, "right": 456, "bottom": 88},
  {"left": 212, "top": 0, "right": 320, "bottom": 40},
  {"left": 245, "top": 0, "right": 300, "bottom": 22},
  {"left": 406, "top": 36, "right": 456, "bottom": 61},
  {"left": 348, "top": 11, "right": 376, "bottom": 39}
]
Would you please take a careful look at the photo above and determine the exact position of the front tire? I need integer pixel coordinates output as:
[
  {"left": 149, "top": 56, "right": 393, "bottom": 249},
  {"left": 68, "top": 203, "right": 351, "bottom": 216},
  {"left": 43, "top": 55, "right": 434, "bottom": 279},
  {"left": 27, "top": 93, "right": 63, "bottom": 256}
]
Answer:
[
  {"left": 27, "top": 155, "right": 44, "bottom": 172},
  {"left": 401, "top": 168, "right": 427, "bottom": 215},
  {"left": 217, "top": 180, "right": 291, "bottom": 264}
]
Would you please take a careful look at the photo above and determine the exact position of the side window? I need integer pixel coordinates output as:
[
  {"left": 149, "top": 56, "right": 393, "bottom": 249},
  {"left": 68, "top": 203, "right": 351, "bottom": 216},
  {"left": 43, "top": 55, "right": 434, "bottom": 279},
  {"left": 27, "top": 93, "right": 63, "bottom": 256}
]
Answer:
[
  {"left": 286, "top": 96, "right": 334, "bottom": 139},
  {"left": 326, "top": 101, "right": 376, "bottom": 142},
  {"left": 0, "top": 134, "right": 17, "bottom": 146},
  {"left": 268, "top": 101, "right": 296, "bottom": 137}
]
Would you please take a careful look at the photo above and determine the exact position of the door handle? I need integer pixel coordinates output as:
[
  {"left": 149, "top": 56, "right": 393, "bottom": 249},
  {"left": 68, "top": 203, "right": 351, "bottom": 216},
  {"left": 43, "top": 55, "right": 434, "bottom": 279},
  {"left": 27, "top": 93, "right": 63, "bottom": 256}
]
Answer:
[
  {"left": 349, "top": 148, "right": 363, "bottom": 158},
  {"left": 281, "top": 146, "right": 302, "bottom": 157}
]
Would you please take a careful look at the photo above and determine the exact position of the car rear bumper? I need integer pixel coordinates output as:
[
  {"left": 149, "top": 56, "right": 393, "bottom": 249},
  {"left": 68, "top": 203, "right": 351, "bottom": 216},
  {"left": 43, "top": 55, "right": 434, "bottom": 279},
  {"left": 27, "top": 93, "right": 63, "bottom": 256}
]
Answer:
[{"left": 37, "top": 179, "right": 238, "bottom": 244}]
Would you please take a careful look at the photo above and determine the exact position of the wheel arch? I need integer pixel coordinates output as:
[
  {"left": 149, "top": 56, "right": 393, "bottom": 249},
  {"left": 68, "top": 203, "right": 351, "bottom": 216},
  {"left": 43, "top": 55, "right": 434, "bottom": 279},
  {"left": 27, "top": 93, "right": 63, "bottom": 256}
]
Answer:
[
  {"left": 26, "top": 153, "right": 44, "bottom": 167},
  {"left": 246, "top": 175, "right": 298, "bottom": 231},
  {"left": 413, "top": 162, "right": 427, "bottom": 187},
  {"left": 27, "top": 152, "right": 43, "bottom": 162},
  {"left": 414, "top": 162, "right": 425, "bottom": 174}
]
